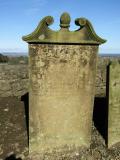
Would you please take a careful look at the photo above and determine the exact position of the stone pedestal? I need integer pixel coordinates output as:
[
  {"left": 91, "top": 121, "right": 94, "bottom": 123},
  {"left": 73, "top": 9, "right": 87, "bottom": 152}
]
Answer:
[
  {"left": 22, "top": 12, "right": 106, "bottom": 153},
  {"left": 108, "top": 61, "right": 120, "bottom": 147}
]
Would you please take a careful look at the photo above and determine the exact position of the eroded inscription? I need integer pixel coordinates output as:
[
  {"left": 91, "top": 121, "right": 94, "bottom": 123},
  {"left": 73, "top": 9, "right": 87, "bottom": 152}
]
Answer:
[
  {"left": 29, "top": 44, "right": 98, "bottom": 96},
  {"left": 29, "top": 44, "right": 98, "bottom": 152}
]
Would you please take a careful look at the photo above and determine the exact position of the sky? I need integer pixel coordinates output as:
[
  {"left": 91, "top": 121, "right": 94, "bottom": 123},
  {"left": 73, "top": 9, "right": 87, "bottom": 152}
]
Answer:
[{"left": 0, "top": 0, "right": 120, "bottom": 54}]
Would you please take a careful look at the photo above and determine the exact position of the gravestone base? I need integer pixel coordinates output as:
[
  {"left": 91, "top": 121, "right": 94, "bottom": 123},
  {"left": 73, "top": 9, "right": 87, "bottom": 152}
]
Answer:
[
  {"left": 28, "top": 145, "right": 90, "bottom": 160},
  {"left": 29, "top": 133, "right": 90, "bottom": 154}
]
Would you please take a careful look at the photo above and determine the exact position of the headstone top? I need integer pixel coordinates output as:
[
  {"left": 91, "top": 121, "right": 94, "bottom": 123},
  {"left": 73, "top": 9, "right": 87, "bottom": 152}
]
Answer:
[
  {"left": 22, "top": 12, "right": 106, "bottom": 44},
  {"left": 60, "top": 12, "right": 71, "bottom": 29}
]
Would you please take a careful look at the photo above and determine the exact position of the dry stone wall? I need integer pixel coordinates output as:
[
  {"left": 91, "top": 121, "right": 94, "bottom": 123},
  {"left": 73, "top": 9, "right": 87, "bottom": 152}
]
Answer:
[
  {"left": 0, "top": 64, "right": 28, "bottom": 97},
  {"left": 0, "top": 57, "right": 119, "bottom": 98}
]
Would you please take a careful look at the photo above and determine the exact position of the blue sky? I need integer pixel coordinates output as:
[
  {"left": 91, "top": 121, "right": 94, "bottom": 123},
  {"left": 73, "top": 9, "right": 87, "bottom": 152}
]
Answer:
[{"left": 0, "top": 0, "right": 120, "bottom": 54}]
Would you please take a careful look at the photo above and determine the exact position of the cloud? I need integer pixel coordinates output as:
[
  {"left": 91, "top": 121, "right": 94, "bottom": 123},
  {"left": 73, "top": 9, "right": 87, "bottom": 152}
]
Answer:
[
  {"left": 25, "top": 8, "right": 40, "bottom": 16},
  {"left": 24, "top": 0, "right": 48, "bottom": 16},
  {"left": 32, "top": 0, "right": 47, "bottom": 6}
]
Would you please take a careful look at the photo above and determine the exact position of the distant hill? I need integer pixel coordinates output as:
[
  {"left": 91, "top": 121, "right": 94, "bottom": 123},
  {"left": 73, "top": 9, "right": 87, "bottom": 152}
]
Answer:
[
  {"left": 1, "top": 52, "right": 120, "bottom": 59},
  {"left": 100, "top": 53, "right": 120, "bottom": 57},
  {"left": 1, "top": 52, "right": 28, "bottom": 56}
]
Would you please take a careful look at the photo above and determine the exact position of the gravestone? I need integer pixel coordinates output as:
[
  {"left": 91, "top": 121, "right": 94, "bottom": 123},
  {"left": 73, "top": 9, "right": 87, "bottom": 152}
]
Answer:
[
  {"left": 108, "top": 61, "right": 120, "bottom": 147},
  {"left": 22, "top": 12, "right": 106, "bottom": 153}
]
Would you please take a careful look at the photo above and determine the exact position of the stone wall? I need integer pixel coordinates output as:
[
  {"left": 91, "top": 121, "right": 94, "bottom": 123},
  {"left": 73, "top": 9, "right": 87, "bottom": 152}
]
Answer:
[
  {"left": 0, "top": 64, "right": 28, "bottom": 97},
  {"left": 0, "top": 57, "right": 119, "bottom": 98}
]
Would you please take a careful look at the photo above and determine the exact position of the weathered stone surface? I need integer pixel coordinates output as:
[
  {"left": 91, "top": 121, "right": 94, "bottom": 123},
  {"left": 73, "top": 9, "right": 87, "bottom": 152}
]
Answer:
[
  {"left": 108, "top": 61, "right": 120, "bottom": 147},
  {"left": 29, "top": 44, "right": 98, "bottom": 153}
]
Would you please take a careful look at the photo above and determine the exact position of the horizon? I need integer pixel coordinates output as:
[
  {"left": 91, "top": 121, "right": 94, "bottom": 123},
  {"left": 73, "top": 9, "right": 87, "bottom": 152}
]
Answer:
[
  {"left": 1, "top": 52, "right": 120, "bottom": 57},
  {"left": 0, "top": 0, "right": 120, "bottom": 54}
]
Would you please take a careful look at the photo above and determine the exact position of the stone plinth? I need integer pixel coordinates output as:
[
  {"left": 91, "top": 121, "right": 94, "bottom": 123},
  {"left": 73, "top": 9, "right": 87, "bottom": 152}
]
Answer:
[
  {"left": 22, "top": 12, "right": 106, "bottom": 153},
  {"left": 108, "top": 62, "right": 120, "bottom": 147}
]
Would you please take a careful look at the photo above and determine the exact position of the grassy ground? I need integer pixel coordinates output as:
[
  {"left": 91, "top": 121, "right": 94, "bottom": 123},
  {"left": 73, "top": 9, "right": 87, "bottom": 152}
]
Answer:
[
  {"left": 0, "top": 97, "right": 120, "bottom": 160},
  {"left": 0, "top": 97, "right": 28, "bottom": 159}
]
